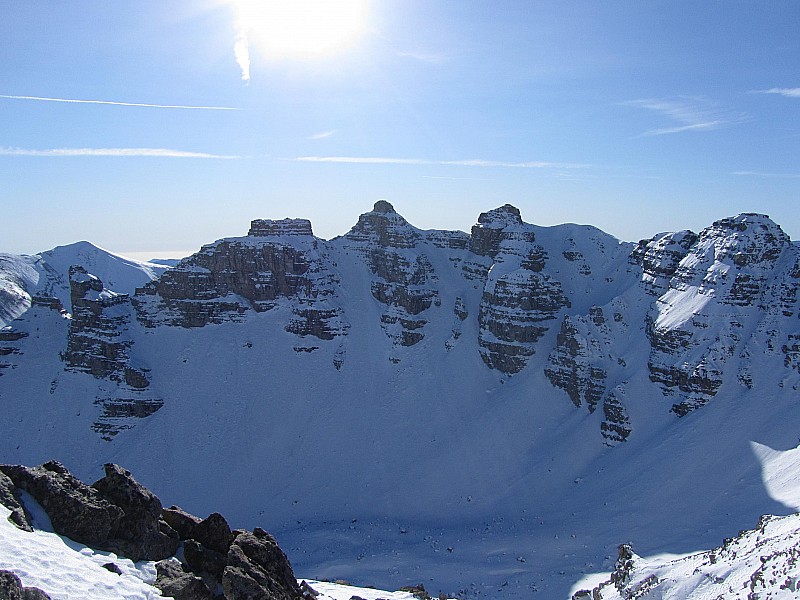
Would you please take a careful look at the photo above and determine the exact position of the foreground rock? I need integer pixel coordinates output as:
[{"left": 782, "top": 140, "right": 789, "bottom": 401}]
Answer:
[
  {"left": 0, "top": 461, "right": 303, "bottom": 600},
  {"left": 0, "top": 570, "right": 51, "bottom": 600}
]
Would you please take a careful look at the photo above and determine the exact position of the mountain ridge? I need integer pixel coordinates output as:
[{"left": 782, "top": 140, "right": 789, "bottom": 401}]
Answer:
[{"left": 1, "top": 201, "right": 799, "bottom": 598}]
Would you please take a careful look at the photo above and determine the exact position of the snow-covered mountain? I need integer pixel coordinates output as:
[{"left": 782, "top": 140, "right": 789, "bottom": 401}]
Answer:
[
  {"left": 2, "top": 202, "right": 800, "bottom": 598},
  {"left": 0, "top": 242, "right": 167, "bottom": 327}
]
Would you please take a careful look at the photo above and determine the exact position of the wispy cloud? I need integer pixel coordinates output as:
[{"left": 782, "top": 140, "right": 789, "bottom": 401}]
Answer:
[
  {"left": 307, "top": 130, "right": 337, "bottom": 140},
  {"left": 623, "top": 97, "right": 745, "bottom": 136},
  {"left": 292, "top": 156, "right": 590, "bottom": 169},
  {"left": 750, "top": 87, "right": 800, "bottom": 98},
  {"left": 0, "top": 94, "right": 238, "bottom": 110},
  {"left": 396, "top": 50, "right": 449, "bottom": 64},
  {"left": 0, "top": 147, "right": 239, "bottom": 158},
  {"left": 732, "top": 170, "right": 800, "bottom": 179}
]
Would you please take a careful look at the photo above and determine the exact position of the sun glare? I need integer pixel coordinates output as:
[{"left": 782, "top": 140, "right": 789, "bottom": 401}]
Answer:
[{"left": 235, "top": 0, "right": 369, "bottom": 59}]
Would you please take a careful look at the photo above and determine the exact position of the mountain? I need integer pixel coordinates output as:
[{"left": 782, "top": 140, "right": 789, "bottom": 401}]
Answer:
[
  {"left": 1, "top": 202, "right": 799, "bottom": 598},
  {"left": 0, "top": 241, "right": 168, "bottom": 327}
]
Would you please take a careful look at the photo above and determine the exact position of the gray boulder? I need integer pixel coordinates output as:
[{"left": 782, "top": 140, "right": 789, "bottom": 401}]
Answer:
[
  {"left": 0, "top": 570, "right": 51, "bottom": 600},
  {"left": 0, "top": 471, "right": 32, "bottom": 531},
  {"left": 91, "top": 463, "right": 180, "bottom": 561},
  {"left": 0, "top": 461, "right": 123, "bottom": 547},
  {"left": 155, "top": 560, "right": 214, "bottom": 600},
  {"left": 222, "top": 528, "right": 303, "bottom": 600},
  {"left": 162, "top": 505, "right": 202, "bottom": 540}
]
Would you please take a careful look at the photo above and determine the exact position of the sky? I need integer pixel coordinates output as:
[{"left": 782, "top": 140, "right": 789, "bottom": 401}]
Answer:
[{"left": 1, "top": 0, "right": 799, "bottom": 259}]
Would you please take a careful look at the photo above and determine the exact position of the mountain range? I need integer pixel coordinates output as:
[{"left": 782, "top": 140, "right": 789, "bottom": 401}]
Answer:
[{"left": 2, "top": 201, "right": 799, "bottom": 598}]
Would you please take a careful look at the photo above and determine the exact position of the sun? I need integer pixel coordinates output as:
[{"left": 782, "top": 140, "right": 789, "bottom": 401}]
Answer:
[{"left": 234, "top": 0, "right": 369, "bottom": 59}]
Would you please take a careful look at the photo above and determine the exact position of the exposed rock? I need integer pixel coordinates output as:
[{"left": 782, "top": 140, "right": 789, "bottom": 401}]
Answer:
[
  {"left": 91, "top": 463, "right": 180, "bottom": 562},
  {"left": 0, "top": 461, "right": 180, "bottom": 562},
  {"left": 184, "top": 539, "right": 228, "bottom": 580},
  {"left": 64, "top": 266, "right": 162, "bottom": 439},
  {"left": 155, "top": 559, "right": 214, "bottom": 600},
  {"left": 133, "top": 220, "right": 348, "bottom": 341},
  {"left": 600, "top": 391, "right": 632, "bottom": 445},
  {"left": 162, "top": 505, "right": 202, "bottom": 540},
  {"left": 0, "top": 471, "right": 32, "bottom": 531},
  {"left": 0, "top": 461, "right": 124, "bottom": 548},
  {"left": 0, "top": 570, "right": 52, "bottom": 600},
  {"left": 629, "top": 230, "right": 697, "bottom": 296},
  {"left": 646, "top": 214, "right": 794, "bottom": 414},
  {"left": 343, "top": 203, "right": 438, "bottom": 350},
  {"left": 545, "top": 315, "right": 606, "bottom": 411},
  {"left": 223, "top": 527, "right": 303, "bottom": 600},
  {"left": 469, "top": 204, "right": 523, "bottom": 257},
  {"left": 102, "top": 562, "right": 123, "bottom": 575},
  {"left": 192, "top": 512, "right": 234, "bottom": 555}
]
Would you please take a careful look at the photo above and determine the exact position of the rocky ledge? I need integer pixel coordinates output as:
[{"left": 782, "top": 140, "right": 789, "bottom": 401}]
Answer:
[{"left": 0, "top": 461, "right": 303, "bottom": 600}]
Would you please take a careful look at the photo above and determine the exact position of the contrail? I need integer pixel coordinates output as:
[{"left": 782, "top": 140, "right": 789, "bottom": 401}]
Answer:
[
  {"left": 0, "top": 94, "right": 239, "bottom": 110},
  {"left": 0, "top": 147, "right": 239, "bottom": 158}
]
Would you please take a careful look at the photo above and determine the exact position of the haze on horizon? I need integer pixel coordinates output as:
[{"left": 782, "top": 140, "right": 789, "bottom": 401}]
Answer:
[{"left": 1, "top": 0, "right": 799, "bottom": 258}]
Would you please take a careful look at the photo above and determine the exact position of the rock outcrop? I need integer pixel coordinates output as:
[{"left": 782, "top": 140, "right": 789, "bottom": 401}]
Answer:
[
  {"left": 573, "top": 513, "right": 800, "bottom": 599},
  {"left": 0, "top": 570, "right": 51, "bottom": 600},
  {"left": 471, "top": 205, "right": 570, "bottom": 374},
  {"left": 644, "top": 214, "right": 795, "bottom": 415},
  {"left": 133, "top": 219, "right": 348, "bottom": 345},
  {"left": 0, "top": 461, "right": 179, "bottom": 561},
  {"left": 0, "top": 461, "right": 303, "bottom": 600},
  {"left": 342, "top": 201, "right": 439, "bottom": 350},
  {"left": 63, "top": 266, "right": 163, "bottom": 439}
]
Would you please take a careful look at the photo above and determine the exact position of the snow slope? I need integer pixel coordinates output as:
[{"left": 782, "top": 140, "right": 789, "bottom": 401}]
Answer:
[
  {"left": 2, "top": 204, "right": 800, "bottom": 598},
  {"left": 0, "top": 242, "right": 167, "bottom": 326}
]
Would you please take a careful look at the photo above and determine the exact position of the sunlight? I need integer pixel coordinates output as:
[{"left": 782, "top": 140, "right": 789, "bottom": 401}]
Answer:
[{"left": 235, "top": 0, "right": 369, "bottom": 59}]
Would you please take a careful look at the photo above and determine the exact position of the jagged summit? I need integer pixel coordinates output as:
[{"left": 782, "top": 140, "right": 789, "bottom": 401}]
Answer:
[
  {"left": 343, "top": 200, "right": 420, "bottom": 249},
  {"left": 475, "top": 203, "right": 523, "bottom": 228},
  {"left": 372, "top": 199, "right": 396, "bottom": 213}
]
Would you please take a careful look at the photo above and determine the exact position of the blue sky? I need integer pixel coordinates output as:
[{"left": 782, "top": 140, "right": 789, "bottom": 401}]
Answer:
[{"left": 2, "top": 0, "right": 799, "bottom": 258}]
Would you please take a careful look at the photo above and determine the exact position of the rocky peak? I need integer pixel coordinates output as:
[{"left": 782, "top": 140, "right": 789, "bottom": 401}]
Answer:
[
  {"left": 343, "top": 201, "right": 420, "bottom": 249},
  {"left": 702, "top": 213, "right": 789, "bottom": 269},
  {"left": 469, "top": 204, "right": 524, "bottom": 257},
  {"left": 248, "top": 218, "right": 313, "bottom": 237},
  {"left": 476, "top": 204, "right": 522, "bottom": 228}
]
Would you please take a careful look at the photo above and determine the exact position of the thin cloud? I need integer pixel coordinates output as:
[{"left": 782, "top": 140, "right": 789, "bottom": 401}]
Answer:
[
  {"left": 308, "top": 130, "right": 337, "bottom": 140},
  {"left": 623, "top": 97, "right": 744, "bottom": 137},
  {"left": 732, "top": 170, "right": 800, "bottom": 179},
  {"left": 397, "top": 50, "right": 449, "bottom": 64},
  {"left": 293, "top": 156, "right": 590, "bottom": 169},
  {"left": 750, "top": 88, "right": 800, "bottom": 98},
  {"left": 0, "top": 94, "right": 238, "bottom": 110},
  {"left": 0, "top": 147, "right": 239, "bottom": 158}
]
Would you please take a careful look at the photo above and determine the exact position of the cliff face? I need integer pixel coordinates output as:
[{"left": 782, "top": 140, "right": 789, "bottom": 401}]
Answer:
[
  {"left": 642, "top": 214, "right": 798, "bottom": 415},
  {"left": 2, "top": 204, "right": 799, "bottom": 449}
]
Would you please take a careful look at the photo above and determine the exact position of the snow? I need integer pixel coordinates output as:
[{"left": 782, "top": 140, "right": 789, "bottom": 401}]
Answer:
[
  {"left": 2, "top": 208, "right": 800, "bottom": 598},
  {"left": 0, "top": 504, "right": 166, "bottom": 599},
  {"left": 0, "top": 502, "right": 438, "bottom": 600}
]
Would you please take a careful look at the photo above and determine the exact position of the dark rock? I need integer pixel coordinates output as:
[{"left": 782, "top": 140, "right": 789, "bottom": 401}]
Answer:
[
  {"left": 184, "top": 539, "right": 228, "bottom": 580},
  {"left": 162, "top": 505, "right": 202, "bottom": 540},
  {"left": 222, "top": 528, "right": 303, "bottom": 600},
  {"left": 192, "top": 512, "right": 234, "bottom": 555},
  {"left": 299, "top": 580, "right": 319, "bottom": 599},
  {"left": 102, "top": 562, "right": 123, "bottom": 575},
  {"left": 0, "top": 571, "right": 51, "bottom": 600},
  {"left": 0, "top": 471, "right": 32, "bottom": 531},
  {"left": 0, "top": 461, "right": 123, "bottom": 548},
  {"left": 155, "top": 559, "right": 214, "bottom": 600},
  {"left": 91, "top": 463, "right": 180, "bottom": 562}
]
